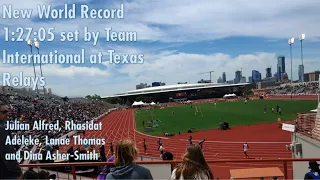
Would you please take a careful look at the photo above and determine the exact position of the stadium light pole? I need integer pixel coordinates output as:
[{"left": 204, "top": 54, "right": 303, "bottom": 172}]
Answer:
[
  {"left": 299, "top": 33, "right": 305, "bottom": 82},
  {"left": 288, "top": 37, "right": 294, "bottom": 100},
  {"left": 288, "top": 38, "right": 294, "bottom": 84},
  {"left": 34, "top": 41, "right": 45, "bottom": 94},
  {"left": 27, "top": 39, "right": 39, "bottom": 94}
]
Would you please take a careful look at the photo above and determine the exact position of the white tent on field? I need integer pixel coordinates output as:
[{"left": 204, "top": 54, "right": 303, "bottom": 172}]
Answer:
[
  {"left": 132, "top": 101, "right": 145, "bottom": 107},
  {"left": 223, "top": 93, "right": 237, "bottom": 98}
]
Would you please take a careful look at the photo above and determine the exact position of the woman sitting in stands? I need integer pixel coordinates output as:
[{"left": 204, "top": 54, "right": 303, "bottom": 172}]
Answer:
[
  {"left": 106, "top": 139, "right": 153, "bottom": 180},
  {"left": 170, "top": 144, "right": 214, "bottom": 180}
]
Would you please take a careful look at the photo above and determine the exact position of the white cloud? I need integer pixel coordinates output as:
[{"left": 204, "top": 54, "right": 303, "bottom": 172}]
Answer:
[{"left": 2, "top": 0, "right": 320, "bottom": 42}]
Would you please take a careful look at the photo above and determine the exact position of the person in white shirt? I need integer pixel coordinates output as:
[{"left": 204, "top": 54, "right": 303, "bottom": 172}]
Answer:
[
  {"left": 243, "top": 142, "right": 249, "bottom": 158},
  {"left": 170, "top": 144, "right": 213, "bottom": 180}
]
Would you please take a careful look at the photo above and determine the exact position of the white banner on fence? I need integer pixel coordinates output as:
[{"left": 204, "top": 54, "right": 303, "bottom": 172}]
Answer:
[{"left": 282, "top": 123, "right": 295, "bottom": 132}]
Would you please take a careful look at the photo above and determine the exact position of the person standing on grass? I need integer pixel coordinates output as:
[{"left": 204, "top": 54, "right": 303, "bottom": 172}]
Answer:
[
  {"left": 278, "top": 107, "right": 281, "bottom": 115},
  {"left": 243, "top": 142, "right": 249, "bottom": 158},
  {"left": 264, "top": 106, "right": 267, "bottom": 113}
]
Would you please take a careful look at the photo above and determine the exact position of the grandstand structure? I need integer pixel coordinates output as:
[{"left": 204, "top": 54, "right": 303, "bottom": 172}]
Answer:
[
  {"left": 103, "top": 82, "right": 253, "bottom": 102},
  {"left": 290, "top": 76, "right": 320, "bottom": 179}
]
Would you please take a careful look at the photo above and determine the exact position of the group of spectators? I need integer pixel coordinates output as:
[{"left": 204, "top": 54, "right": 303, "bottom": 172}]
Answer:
[
  {"left": 98, "top": 138, "right": 214, "bottom": 180},
  {"left": 0, "top": 87, "right": 118, "bottom": 179},
  {"left": 265, "top": 81, "right": 319, "bottom": 95}
]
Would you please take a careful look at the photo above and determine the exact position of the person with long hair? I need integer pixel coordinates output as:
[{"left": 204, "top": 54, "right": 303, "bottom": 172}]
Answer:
[
  {"left": 106, "top": 139, "right": 153, "bottom": 180},
  {"left": 170, "top": 144, "right": 213, "bottom": 180}
]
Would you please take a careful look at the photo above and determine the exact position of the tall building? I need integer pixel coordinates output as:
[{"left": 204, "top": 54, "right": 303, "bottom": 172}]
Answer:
[
  {"left": 252, "top": 70, "right": 261, "bottom": 82},
  {"left": 248, "top": 76, "right": 253, "bottom": 83},
  {"left": 234, "top": 70, "right": 242, "bottom": 84},
  {"left": 240, "top": 77, "right": 246, "bottom": 83},
  {"left": 304, "top": 71, "right": 320, "bottom": 82},
  {"left": 298, "top": 65, "right": 304, "bottom": 81},
  {"left": 222, "top": 72, "right": 226, "bottom": 83},
  {"left": 266, "top": 67, "right": 272, "bottom": 78},
  {"left": 277, "top": 56, "right": 286, "bottom": 81}
]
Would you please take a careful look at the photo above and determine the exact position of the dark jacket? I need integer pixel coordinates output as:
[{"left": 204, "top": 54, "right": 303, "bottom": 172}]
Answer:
[
  {"left": 106, "top": 163, "right": 153, "bottom": 180},
  {"left": 304, "top": 171, "right": 320, "bottom": 179},
  {"left": 0, "top": 121, "right": 22, "bottom": 179}
]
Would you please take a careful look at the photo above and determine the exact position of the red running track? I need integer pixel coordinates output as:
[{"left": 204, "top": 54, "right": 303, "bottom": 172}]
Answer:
[{"left": 62, "top": 109, "right": 293, "bottom": 179}]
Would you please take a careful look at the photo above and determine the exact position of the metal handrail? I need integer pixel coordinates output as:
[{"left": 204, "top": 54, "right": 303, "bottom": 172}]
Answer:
[{"left": 20, "top": 158, "right": 320, "bottom": 180}]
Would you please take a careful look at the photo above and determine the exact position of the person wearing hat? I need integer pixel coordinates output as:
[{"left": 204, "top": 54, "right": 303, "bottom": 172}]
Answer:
[{"left": 304, "top": 161, "right": 320, "bottom": 179}]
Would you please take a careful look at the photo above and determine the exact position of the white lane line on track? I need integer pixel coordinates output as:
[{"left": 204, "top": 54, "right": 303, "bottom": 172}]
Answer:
[
  {"left": 135, "top": 130, "right": 169, "bottom": 139},
  {"left": 179, "top": 139, "right": 289, "bottom": 144},
  {"left": 214, "top": 153, "right": 219, "bottom": 156}
]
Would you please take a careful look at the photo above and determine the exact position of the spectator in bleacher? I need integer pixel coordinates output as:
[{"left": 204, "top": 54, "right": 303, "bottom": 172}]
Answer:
[
  {"left": 22, "top": 168, "right": 39, "bottom": 179},
  {"left": 304, "top": 161, "right": 320, "bottom": 179},
  {"left": 97, "top": 156, "right": 115, "bottom": 180},
  {"left": 100, "top": 145, "right": 107, "bottom": 162},
  {"left": 106, "top": 139, "right": 153, "bottom": 180},
  {"left": 170, "top": 144, "right": 213, "bottom": 180},
  {"left": 0, "top": 102, "right": 22, "bottom": 179}
]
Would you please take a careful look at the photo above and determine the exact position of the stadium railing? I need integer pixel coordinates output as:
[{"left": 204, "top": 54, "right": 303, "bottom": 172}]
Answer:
[
  {"left": 20, "top": 158, "right": 320, "bottom": 179},
  {"left": 296, "top": 113, "right": 320, "bottom": 141}
]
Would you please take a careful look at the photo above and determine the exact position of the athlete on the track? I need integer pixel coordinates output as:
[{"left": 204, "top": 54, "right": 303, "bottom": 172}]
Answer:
[
  {"left": 199, "top": 139, "right": 205, "bottom": 149},
  {"left": 143, "top": 139, "right": 147, "bottom": 153},
  {"left": 157, "top": 138, "right": 162, "bottom": 150},
  {"left": 110, "top": 142, "right": 114, "bottom": 155},
  {"left": 243, "top": 142, "right": 249, "bottom": 158},
  {"left": 189, "top": 136, "right": 192, "bottom": 145}
]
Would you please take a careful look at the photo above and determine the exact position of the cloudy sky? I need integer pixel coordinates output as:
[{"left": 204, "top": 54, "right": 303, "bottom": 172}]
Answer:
[{"left": 0, "top": 0, "right": 320, "bottom": 97}]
